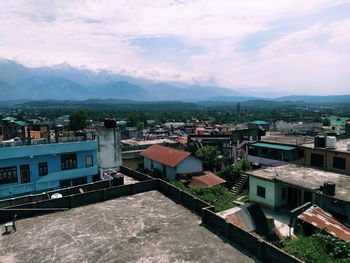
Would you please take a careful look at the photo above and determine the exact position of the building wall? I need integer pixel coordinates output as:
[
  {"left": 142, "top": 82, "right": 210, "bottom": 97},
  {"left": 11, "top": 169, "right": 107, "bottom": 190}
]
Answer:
[
  {"left": 166, "top": 166, "right": 176, "bottom": 181},
  {"left": 302, "top": 147, "right": 350, "bottom": 175},
  {"left": 143, "top": 157, "right": 176, "bottom": 181},
  {"left": 315, "top": 193, "right": 350, "bottom": 224},
  {"left": 251, "top": 146, "right": 298, "bottom": 162},
  {"left": 0, "top": 141, "right": 98, "bottom": 198},
  {"left": 249, "top": 176, "right": 276, "bottom": 208},
  {"left": 176, "top": 156, "right": 203, "bottom": 174},
  {"left": 97, "top": 129, "right": 122, "bottom": 171},
  {"left": 274, "top": 183, "right": 288, "bottom": 207}
]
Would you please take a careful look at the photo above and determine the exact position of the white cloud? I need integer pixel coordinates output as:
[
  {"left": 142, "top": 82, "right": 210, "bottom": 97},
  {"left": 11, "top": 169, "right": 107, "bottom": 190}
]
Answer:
[{"left": 0, "top": 0, "right": 349, "bottom": 95}]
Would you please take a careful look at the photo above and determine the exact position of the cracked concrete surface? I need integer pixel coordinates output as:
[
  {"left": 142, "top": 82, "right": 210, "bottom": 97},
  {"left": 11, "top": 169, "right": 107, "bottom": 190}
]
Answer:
[{"left": 0, "top": 191, "right": 256, "bottom": 263}]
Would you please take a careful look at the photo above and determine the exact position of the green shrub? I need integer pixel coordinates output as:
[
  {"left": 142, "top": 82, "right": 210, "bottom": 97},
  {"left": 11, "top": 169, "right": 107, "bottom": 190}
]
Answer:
[{"left": 282, "top": 232, "right": 350, "bottom": 263}]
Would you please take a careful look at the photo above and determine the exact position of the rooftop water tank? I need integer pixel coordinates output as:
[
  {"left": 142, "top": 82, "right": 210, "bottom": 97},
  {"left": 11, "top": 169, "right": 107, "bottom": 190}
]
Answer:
[
  {"left": 323, "top": 181, "right": 336, "bottom": 196},
  {"left": 326, "top": 136, "right": 337, "bottom": 149},
  {"left": 314, "top": 135, "right": 326, "bottom": 148}
]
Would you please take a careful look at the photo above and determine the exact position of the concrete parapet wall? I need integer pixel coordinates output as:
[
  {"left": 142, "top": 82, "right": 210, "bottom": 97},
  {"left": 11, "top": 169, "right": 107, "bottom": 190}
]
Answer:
[
  {"left": 0, "top": 180, "right": 111, "bottom": 208},
  {"left": 157, "top": 179, "right": 213, "bottom": 216},
  {"left": 202, "top": 208, "right": 302, "bottom": 263},
  {"left": 120, "top": 165, "right": 153, "bottom": 181}
]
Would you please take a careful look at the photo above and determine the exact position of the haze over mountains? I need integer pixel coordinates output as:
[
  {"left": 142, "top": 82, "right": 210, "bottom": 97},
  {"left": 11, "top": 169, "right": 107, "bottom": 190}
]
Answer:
[
  {"left": 0, "top": 59, "right": 243, "bottom": 101},
  {"left": 0, "top": 59, "right": 349, "bottom": 103}
]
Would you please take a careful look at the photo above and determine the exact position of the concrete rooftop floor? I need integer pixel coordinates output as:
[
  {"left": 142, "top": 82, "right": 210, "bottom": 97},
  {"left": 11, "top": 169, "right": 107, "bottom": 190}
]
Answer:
[{"left": 0, "top": 191, "right": 256, "bottom": 263}]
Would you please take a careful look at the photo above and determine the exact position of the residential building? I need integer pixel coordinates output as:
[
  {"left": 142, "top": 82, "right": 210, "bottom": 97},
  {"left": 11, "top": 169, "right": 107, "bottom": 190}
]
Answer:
[
  {"left": 0, "top": 140, "right": 98, "bottom": 199},
  {"left": 298, "top": 138, "right": 350, "bottom": 175},
  {"left": 140, "top": 145, "right": 202, "bottom": 181},
  {"left": 248, "top": 142, "right": 301, "bottom": 162},
  {"left": 245, "top": 164, "right": 350, "bottom": 224}
]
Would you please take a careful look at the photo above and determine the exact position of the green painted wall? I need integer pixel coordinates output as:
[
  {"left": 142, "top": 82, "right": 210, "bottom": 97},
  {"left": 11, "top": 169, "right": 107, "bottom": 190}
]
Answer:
[
  {"left": 275, "top": 183, "right": 288, "bottom": 207},
  {"left": 249, "top": 176, "right": 276, "bottom": 208},
  {"left": 249, "top": 176, "right": 288, "bottom": 208}
]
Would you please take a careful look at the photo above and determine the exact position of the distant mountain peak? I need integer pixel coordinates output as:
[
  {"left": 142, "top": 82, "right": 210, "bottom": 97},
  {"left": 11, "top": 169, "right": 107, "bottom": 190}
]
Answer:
[
  {"left": 52, "top": 62, "right": 75, "bottom": 70},
  {"left": 0, "top": 58, "right": 18, "bottom": 64}
]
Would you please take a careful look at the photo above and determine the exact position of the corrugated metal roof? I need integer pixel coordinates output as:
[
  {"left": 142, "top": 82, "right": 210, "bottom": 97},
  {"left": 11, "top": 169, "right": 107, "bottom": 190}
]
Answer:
[
  {"left": 1, "top": 117, "right": 16, "bottom": 121},
  {"left": 298, "top": 205, "right": 350, "bottom": 242},
  {"left": 188, "top": 171, "right": 226, "bottom": 188},
  {"left": 14, "top": 121, "right": 26, "bottom": 126},
  {"left": 250, "top": 120, "right": 269, "bottom": 125},
  {"left": 250, "top": 142, "right": 296, "bottom": 151},
  {"left": 139, "top": 144, "right": 191, "bottom": 167}
]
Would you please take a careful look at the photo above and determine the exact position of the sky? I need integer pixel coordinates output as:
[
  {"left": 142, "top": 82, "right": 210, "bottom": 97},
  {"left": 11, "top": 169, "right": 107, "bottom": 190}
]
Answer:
[{"left": 0, "top": 0, "right": 350, "bottom": 96}]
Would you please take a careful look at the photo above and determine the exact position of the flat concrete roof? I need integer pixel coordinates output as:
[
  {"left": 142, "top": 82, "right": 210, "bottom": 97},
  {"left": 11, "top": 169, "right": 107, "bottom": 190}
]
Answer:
[
  {"left": 0, "top": 191, "right": 256, "bottom": 263},
  {"left": 246, "top": 164, "right": 350, "bottom": 202},
  {"left": 301, "top": 139, "right": 350, "bottom": 153},
  {"left": 121, "top": 138, "right": 177, "bottom": 147},
  {"left": 261, "top": 135, "right": 314, "bottom": 146}
]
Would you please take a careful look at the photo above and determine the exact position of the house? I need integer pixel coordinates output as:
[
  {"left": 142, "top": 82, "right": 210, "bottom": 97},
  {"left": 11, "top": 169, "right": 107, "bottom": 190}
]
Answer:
[
  {"left": 140, "top": 145, "right": 202, "bottom": 181},
  {"left": 245, "top": 164, "right": 350, "bottom": 224},
  {"left": 0, "top": 140, "right": 99, "bottom": 199},
  {"left": 188, "top": 171, "right": 226, "bottom": 188},
  {"left": 248, "top": 141, "right": 301, "bottom": 162}
]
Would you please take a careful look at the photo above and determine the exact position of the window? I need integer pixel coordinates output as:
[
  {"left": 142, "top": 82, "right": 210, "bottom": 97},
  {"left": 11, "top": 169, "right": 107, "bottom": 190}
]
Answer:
[
  {"left": 282, "top": 188, "right": 286, "bottom": 200},
  {"left": 257, "top": 185, "right": 266, "bottom": 198},
  {"left": 38, "top": 162, "right": 48, "bottom": 176},
  {"left": 298, "top": 149, "right": 304, "bottom": 159},
  {"left": 85, "top": 155, "right": 93, "bottom": 168},
  {"left": 333, "top": 157, "right": 346, "bottom": 170},
  {"left": 0, "top": 166, "right": 18, "bottom": 184},
  {"left": 310, "top": 153, "right": 324, "bottom": 168},
  {"left": 61, "top": 154, "right": 77, "bottom": 170}
]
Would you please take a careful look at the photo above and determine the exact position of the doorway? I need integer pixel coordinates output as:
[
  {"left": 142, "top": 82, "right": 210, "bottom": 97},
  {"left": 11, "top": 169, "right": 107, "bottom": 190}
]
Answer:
[{"left": 20, "top": 165, "right": 31, "bottom": 184}]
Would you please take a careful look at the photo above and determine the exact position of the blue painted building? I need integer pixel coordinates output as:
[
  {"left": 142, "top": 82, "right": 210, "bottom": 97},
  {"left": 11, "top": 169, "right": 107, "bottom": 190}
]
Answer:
[{"left": 0, "top": 140, "right": 98, "bottom": 199}]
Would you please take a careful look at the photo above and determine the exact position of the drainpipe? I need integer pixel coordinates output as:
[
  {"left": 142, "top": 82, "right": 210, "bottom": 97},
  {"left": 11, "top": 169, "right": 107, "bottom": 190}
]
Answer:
[{"left": 27, "top": 126, "right": 31, "bottom": 145}]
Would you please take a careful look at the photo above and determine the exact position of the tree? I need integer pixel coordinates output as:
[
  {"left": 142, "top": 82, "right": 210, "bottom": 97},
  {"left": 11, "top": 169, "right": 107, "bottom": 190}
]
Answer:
[
  {"left": 322, "top": 117, "right": 331, "bottom": 126},
  {"left": 196, "top": 146, "right": 221, "bottom": 171},
  {"left": 69, "top": 109, "right": 88, "bottom": 131}
]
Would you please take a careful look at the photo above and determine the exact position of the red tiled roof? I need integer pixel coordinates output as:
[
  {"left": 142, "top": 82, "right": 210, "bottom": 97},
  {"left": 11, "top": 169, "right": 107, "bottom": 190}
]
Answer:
[
  {"left": 298, "top": 205, "right": 350, "bottom": 242},
  {"left": 188, "top": 171, "right": 226, "bottom": 188},
  {"left": 139, "top": 144, "right": 191, "bottom": 167}
]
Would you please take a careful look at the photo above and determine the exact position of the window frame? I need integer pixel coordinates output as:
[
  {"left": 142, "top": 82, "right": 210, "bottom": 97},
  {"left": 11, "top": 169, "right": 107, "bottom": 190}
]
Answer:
[
  {"left": 85, "top": 155, "right": 93, "bottom": 168},
  {"left": 61, "top": 153, "right": 78, "bottom": 170},
  {"left": 257, "top": 185, "right": 266, "bottom": 198},
  {"left": 333, "top": 156, "right": 346, "bottom": 170},
  {"left": 38, "top": 162, "right": 48, "bottom": 176},
  {"left": 0, "top": 166, "right": 18, "bottom": 185}
]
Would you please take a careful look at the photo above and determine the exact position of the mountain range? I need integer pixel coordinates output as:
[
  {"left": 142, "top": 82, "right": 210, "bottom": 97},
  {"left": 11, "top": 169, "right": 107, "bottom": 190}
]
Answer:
[
  {"left": 0, "top": 59, "right": 243, "bottom": 101},
  {"left": 0, "top": 59, "right": 349, "bottom": 103}
]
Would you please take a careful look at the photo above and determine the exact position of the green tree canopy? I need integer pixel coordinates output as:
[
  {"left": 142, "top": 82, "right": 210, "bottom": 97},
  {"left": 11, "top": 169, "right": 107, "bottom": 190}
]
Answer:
[
  {"left": 69, "top": 109, "right": 88, "bottom": 131},
  {"left": 196, "top": 146, "right": 221, "bottom": 171}
]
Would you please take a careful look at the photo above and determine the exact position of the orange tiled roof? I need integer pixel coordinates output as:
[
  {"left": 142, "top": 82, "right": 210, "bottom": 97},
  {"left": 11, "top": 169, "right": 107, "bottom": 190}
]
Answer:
[
  {"left": 139, "top": 144, "right": 191, "bottom": 167},
  {"left": 188, "top": 171, "right": 226, "bottom": 188}
]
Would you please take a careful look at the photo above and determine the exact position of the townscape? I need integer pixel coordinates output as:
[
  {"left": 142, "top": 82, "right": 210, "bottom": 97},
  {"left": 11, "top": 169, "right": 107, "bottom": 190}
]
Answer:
[
  {"left": 1, "top": 1, "right": 350, "bottom": 263},
  {"left": 1, "top": 102, "right": 350, "bottom": 262}
]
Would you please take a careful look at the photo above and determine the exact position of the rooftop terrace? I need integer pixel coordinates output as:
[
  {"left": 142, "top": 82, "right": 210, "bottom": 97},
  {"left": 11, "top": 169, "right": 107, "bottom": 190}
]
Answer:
[
  {"left": 301, "top": 138, "right": 350, "bottom": 153},
  {"left": 0, "top": 191, "right": 256, "bottom": 263}
]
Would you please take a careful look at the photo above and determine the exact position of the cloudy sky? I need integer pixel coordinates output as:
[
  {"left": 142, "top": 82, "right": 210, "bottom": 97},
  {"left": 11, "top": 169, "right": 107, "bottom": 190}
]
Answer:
[{"left": 0, "top": 0, "right": 350, "bottom": 95}]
